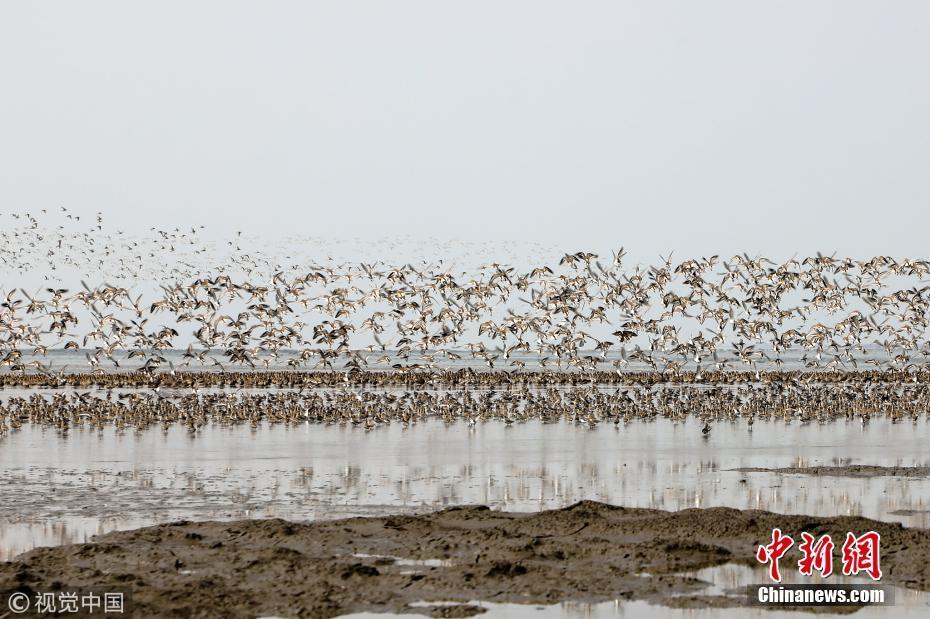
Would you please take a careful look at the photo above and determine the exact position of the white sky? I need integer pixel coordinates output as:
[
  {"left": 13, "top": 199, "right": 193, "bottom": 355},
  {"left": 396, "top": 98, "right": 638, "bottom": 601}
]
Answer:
[{"left": 2, "top": 1, "right": 929, "bottom": 263}]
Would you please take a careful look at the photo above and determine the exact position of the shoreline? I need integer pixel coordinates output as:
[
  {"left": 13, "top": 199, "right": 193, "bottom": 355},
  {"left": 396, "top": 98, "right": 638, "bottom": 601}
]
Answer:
[
  {"left": 1, "top": 379, "right": 929, "bottom": 429},
  {"left": 734, "top": 465, "right": 930, "bottom": 478}
]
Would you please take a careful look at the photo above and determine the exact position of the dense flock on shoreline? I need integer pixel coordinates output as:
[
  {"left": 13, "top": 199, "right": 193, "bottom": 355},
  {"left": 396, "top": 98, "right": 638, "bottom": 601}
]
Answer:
[{"left": 2, "top": 376, "right": 929, "bottom": 433}]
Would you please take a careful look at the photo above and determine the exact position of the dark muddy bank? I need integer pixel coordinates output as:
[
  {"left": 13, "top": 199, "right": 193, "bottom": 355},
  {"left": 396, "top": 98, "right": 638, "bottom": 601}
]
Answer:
[{"left": 3, "top": 501, "right": 929, "bottom": 618}]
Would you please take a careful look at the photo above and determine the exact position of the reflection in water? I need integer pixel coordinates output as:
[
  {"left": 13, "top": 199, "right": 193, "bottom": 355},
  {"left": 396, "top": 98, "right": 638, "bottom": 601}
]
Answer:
[
  {"left": 684, "top": 563, "right": 930, "bottom": 601},
  {"left": 3, "top": 417, "right": 930, "bottom": 562},
  {"left": 341, "top": 565, "right": 930, "bottom": 617},
  {"left": 343, "top": 595, "right": 930, "bottom": 619}
]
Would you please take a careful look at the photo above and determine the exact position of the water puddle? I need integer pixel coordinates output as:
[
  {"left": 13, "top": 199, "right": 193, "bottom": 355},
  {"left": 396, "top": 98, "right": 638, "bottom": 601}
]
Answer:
[
  {"left": 338, "top": 564, "right": 930, "bottom": 618},
  {"left": 351, "top": 553, "right": 453, "bottom": 568},
  {"left": 341, "top": 598, "right": 930, "bottom": 618}
]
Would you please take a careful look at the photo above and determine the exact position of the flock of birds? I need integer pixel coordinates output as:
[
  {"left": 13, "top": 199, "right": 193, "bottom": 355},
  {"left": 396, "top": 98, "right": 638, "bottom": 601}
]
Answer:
[
  {"left": 2, "top": 210, "right": 930, "bottom": 431},
  {"left": 1, "top": 379, "right": 927, "bottom": 435},
  {"left": 1, "top": 248, "right": 929, "bottom": 376}
]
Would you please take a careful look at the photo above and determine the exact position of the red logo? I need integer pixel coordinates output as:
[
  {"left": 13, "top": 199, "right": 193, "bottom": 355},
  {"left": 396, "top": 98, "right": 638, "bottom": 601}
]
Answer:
[
  {"left": 841, "top": 531, "right": 882, "bottom": 580},
  {"left": 757, "top": 529, "right": 881, "bottom": 582},
  {"left": 756, "top": 528, "right": 795, "bottom": 582},
  {"left": 798, "top": 532, "right": 834, "bottom": 577}
]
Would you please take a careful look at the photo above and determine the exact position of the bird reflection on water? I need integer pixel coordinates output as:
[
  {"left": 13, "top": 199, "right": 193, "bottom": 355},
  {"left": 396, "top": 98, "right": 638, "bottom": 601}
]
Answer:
[{"left": 3, "top": 417, "right": 930, "bottom": 560}]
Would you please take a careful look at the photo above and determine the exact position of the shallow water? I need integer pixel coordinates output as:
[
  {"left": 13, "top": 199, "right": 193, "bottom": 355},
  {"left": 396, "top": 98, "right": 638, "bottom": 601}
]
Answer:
[
  {"left": 338, "top": 564, "right": 930, "bottom": 618},
  {"left": 341, "top": 597, "right": 930, "bottom": 619},
  {"left": 3, "top": 416, "right": 930, "bottom": 562}
]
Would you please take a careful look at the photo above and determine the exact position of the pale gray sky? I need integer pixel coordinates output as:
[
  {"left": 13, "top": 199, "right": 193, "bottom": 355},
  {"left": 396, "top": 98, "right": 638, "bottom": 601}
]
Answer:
[{"left": 2, "top": 1, "right": 929, "bottom": 261}]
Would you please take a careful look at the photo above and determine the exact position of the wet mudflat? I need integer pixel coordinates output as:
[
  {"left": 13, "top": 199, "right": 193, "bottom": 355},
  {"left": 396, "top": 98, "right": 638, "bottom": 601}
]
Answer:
[{"left": 4, "top": 501, "right": 930, "bottom": 618}]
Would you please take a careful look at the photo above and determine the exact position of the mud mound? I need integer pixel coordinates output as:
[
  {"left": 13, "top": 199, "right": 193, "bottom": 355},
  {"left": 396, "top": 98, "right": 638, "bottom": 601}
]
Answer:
[{"left": 3, "top": 501, "right": 929, "bottom": 618}]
